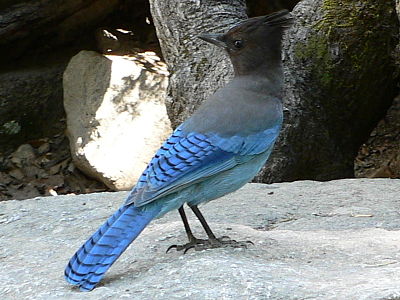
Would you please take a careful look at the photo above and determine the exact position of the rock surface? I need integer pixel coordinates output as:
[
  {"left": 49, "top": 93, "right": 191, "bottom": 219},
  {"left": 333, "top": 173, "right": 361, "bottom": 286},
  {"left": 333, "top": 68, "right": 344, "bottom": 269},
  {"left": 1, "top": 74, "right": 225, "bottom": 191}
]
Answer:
[
  {"left": 1, "top": 179, "right": 400, "bottom": 299},
  {"left": 64, "top": 50, "right": 172, "bottom": 191}
]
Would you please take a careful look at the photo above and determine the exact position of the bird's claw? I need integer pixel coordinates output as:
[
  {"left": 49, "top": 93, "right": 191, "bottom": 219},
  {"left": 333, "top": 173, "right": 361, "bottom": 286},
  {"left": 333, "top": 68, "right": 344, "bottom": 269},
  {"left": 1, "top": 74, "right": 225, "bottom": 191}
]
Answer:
[
  {"left": 166, "top": 238, "right": 208, "bottom": 254},
  {"left": 166, "top": 236, "right": 253, "bottom": 253},
  {"left": 166, "top": 244, "right": 196, "bottom": 253},
  {"left": 166, "top": 245, "right": 178, "bottom": 253}
]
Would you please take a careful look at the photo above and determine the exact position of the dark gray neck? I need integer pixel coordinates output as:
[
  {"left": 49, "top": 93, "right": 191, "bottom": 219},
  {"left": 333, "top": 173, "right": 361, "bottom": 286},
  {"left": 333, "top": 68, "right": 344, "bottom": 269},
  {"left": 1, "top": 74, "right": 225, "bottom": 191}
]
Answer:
[
  {"left": 232, "top": 57, "right": 283, "bottom": 78},
  {"left": 234, "top": 63, "right": 284, "bottom": 98}
]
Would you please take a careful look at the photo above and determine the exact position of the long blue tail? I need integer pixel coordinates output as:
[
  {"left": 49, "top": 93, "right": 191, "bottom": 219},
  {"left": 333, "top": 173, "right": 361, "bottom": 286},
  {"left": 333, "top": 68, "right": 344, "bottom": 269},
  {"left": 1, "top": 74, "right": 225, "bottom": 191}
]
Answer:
[{"left": 64, "top": 204, "right": 159, "bottom": 291}]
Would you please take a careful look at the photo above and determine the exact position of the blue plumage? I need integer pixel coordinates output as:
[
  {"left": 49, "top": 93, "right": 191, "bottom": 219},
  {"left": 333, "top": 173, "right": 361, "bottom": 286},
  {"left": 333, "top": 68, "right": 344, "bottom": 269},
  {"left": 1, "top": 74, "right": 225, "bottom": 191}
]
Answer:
[
  {"left": 65, "top": 118, "right": 280, "bottom": 290},
  {"left": 65, "top": 204, "right": 160, "bottom": 291},
  {"left": 64, "top": 10, "right": 292, "bottom": 292},
  {"left": 128, "top": 127, "right": 235, "bottom": 206}
]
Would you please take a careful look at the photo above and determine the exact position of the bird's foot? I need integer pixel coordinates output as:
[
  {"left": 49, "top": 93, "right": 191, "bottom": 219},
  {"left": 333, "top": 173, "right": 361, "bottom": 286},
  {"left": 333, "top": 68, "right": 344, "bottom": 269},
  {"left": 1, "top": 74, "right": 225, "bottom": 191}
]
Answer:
[
  {"left": 167, "top": 236, "right": 253, "bottom": 254},
  {"left": 166, "top": 237, "right": 209, "bottom": 254}
]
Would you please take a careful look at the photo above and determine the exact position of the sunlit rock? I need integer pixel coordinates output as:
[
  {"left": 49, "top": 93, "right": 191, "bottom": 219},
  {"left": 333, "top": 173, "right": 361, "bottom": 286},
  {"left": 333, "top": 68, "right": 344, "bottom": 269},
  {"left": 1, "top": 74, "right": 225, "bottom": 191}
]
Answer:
[{"left": 64, "top": 50, "right": 171, "bottom": 190}]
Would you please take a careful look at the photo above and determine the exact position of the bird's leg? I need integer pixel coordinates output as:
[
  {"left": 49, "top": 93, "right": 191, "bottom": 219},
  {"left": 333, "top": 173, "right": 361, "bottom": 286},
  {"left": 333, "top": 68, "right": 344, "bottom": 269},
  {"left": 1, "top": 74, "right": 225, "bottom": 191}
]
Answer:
[
  {"left": 166, "top": 206, "right": 209, "bottom": 253},
  {"left": 189, "top": 205, "right": 217, "bottom": 239},
  {"left": 179, "top": 205, "right": 196, "bottom": 241},
  {"left": 167, "top": 205, "right": 252, "bottom": 253},
  {"left": 190, "top": 205, "right": 253, "bottom": 250}
]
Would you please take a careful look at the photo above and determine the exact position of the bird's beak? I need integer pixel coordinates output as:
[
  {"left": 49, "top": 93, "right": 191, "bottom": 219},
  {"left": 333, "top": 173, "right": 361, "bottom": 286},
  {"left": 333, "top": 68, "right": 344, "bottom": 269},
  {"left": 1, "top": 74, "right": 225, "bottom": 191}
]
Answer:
[{"left": 198, "top": 33, "right": 226, "bottom": 49}]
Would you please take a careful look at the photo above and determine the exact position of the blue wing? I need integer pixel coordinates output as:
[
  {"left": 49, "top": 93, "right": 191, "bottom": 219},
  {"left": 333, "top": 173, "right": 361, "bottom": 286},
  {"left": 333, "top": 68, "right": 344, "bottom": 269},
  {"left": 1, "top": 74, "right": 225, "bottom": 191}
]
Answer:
[{"left": 126, "top": 124, "right": 280, "bottom": 207}]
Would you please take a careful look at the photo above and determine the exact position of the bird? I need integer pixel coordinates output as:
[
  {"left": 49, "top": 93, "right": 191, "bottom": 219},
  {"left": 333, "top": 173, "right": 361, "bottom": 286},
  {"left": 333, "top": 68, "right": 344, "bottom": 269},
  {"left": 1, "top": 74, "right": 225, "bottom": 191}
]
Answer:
[{"left": 64, "top": 9, "right": 293, "bottom": 291}]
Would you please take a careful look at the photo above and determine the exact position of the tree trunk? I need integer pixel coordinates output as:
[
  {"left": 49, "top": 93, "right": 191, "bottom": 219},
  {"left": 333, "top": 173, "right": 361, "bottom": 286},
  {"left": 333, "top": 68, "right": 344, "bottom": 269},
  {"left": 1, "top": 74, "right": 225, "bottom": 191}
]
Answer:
[
  {"left": 150, "top": 0, "right": 399, "bottom": 182},
  {"left": 247, "top": 0, "right": 299, "bottom": 16},
  {"left": 149, "top": 0, "right": 247, "bottom": 128},
  {"left": 257, "top": 0, "right": 398, "bottom": 182}
]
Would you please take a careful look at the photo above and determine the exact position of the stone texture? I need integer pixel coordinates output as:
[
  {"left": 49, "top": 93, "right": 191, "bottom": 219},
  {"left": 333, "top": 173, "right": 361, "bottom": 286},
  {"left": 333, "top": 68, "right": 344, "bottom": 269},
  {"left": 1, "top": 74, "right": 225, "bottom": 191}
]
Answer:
[
  {"left": 1, "top": 179, "right": 400, "bottom": 299},
  {"left": 63, "top": 50, "right": 171, "bottom": 191}
]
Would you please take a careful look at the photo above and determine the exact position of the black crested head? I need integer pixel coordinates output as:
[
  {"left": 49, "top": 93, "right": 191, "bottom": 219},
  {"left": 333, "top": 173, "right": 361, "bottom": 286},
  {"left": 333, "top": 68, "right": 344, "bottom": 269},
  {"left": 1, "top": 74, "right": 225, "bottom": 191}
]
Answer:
[{"left": 199, "top": 10, "right": 293, "bottom": 76}]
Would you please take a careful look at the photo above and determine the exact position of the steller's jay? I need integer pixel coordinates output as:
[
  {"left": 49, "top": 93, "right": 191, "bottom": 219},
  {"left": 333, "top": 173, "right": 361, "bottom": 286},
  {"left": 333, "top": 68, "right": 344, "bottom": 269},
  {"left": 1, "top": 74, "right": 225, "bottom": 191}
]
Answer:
[{"left": 64, "top": 10, "right": 293, "bottom": 291}]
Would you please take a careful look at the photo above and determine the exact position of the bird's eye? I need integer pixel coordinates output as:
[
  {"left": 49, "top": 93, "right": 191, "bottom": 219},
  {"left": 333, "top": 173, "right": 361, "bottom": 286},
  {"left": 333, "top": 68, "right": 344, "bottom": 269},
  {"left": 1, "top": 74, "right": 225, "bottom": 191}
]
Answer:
[{"left": 233, "top": 40, "right": 243, "bottom": 49}]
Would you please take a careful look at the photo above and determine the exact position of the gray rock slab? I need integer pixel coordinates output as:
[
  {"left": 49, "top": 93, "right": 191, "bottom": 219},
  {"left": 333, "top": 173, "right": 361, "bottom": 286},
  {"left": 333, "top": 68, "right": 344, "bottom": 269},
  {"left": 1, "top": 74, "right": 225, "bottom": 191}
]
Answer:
[{"left": 1, "top": 179, "right": 400, "bottom": 299}]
